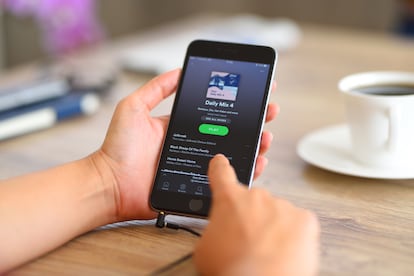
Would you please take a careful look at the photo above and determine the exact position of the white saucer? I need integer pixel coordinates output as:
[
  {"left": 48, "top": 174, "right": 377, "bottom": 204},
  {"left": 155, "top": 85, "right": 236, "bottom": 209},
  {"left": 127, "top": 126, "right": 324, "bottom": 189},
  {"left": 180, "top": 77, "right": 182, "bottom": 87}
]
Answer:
[{"left": 297, "top": 124, "right": 414, "bottom": 179}]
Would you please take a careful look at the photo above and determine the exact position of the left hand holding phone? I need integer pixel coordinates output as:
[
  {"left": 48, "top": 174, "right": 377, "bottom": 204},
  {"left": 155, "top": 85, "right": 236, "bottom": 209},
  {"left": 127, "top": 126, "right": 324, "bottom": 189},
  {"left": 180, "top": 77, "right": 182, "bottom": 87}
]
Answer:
[
  {"left": 93, "top": 69, "right": 278, "bottom": 222},
  {"left": 93, "top": 69, "right": 181, "bottom": 221}
]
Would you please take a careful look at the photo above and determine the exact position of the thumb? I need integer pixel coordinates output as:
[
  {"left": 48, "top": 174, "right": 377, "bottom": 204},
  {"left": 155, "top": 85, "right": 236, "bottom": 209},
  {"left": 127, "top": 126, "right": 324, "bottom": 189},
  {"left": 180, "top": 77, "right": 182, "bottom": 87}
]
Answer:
[
  {"left": 208, "top": 154, "right": 240, "bottom": 195},
  {"left": 134, "top": 68, "right": 180, "bottom": 110}
]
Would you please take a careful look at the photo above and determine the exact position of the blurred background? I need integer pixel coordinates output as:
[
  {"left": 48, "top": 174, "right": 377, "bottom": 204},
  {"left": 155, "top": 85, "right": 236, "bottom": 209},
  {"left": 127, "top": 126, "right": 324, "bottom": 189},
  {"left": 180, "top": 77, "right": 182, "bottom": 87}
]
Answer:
[{"left": 0, "top": 0, "right": 412, "bottom": 69}]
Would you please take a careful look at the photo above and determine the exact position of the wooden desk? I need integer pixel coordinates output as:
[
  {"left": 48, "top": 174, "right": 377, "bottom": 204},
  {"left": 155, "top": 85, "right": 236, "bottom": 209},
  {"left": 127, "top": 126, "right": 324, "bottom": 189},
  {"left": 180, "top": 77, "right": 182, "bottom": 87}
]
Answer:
[{"left": 1, "top": 24, "right": 414, "bottom": 275}]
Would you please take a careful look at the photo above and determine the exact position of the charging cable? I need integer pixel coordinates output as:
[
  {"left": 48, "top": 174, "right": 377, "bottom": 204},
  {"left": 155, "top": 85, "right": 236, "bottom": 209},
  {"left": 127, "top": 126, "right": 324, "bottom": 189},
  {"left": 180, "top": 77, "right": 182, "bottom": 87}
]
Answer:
[{"left": 150, "top": 212, "right": 201, "bottom": 275}]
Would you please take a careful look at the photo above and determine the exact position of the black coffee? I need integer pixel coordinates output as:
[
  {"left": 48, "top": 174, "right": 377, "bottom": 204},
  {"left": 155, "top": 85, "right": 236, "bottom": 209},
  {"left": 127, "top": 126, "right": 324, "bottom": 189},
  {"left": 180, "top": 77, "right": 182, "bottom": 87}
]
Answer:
[{"left": 352, "top": 85, "right": 414, "bottom": 96}]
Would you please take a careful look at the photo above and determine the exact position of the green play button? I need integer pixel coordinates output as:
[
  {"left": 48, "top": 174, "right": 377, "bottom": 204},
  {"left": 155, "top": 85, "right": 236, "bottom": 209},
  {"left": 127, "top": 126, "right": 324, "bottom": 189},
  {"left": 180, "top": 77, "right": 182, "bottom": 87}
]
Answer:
[{"left": 198, "top": 124, "right": 229, "bottom": 136}]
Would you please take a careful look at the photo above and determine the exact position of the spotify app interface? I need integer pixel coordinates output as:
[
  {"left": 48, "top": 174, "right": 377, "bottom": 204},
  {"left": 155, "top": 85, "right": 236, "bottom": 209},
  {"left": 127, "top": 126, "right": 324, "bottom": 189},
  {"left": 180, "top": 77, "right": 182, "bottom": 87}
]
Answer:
[{"left": 156, "top": 56, "right": 271, "bottom": 197}]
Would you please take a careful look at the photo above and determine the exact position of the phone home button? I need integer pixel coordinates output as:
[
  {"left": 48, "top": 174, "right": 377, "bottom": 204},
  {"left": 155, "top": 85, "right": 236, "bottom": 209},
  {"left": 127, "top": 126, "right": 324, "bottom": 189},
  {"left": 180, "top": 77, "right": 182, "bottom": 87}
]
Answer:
[{"left": 189, "top": 199, "right": 203, "bottom": 212}]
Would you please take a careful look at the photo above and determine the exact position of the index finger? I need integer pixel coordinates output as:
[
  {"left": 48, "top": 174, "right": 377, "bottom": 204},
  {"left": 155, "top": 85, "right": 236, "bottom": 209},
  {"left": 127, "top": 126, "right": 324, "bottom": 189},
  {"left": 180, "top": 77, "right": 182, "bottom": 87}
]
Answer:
[
  {"left": 135, "top": 68, "right": 181, "bottom": 110},
  {"left": 208, "top": 154, "right": 240, "bottom": 195}
]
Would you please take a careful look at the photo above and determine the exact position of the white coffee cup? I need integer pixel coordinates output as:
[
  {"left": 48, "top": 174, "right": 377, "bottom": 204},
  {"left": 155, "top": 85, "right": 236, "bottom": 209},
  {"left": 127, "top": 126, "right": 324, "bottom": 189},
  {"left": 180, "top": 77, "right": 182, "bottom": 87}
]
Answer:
[{"left": 338, "top": 71, "right": 414, "bottom": 169}]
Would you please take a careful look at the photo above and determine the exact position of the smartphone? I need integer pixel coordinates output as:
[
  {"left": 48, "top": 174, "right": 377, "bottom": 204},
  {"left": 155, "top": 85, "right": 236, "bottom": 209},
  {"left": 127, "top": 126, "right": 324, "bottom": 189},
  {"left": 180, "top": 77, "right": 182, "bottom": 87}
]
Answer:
[{"left": 150, "top": 40, "right": 277, "bottom": 217}]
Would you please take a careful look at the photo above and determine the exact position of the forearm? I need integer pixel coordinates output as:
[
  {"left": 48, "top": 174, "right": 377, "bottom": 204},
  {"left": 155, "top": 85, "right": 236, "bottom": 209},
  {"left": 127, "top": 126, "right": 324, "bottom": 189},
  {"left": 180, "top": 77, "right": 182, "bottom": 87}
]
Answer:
[{"left": 0, "top": 152, "right": 116, "bottom": 272}]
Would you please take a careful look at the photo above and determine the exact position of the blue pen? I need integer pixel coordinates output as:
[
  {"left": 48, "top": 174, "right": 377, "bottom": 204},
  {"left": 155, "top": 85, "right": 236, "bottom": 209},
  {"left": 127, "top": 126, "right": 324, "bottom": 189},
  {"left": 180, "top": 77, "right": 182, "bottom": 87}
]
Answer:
[{"left": 0, "top": 92, "right": 100, "bottom": 141}]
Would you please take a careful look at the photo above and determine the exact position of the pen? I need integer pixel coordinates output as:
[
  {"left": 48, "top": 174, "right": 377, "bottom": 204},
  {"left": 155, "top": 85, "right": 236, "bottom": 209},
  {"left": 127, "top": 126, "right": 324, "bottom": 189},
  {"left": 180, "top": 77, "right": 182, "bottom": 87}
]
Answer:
[{"left": 0, "top": 92, "right": 100, "bottom": 141}]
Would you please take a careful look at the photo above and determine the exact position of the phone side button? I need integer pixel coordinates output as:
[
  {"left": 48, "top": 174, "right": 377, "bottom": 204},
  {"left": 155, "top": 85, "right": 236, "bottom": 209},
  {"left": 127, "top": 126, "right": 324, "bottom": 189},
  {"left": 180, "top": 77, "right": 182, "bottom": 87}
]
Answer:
[{"left": 189, "top": 199, "right": 203, "bottom": 211}]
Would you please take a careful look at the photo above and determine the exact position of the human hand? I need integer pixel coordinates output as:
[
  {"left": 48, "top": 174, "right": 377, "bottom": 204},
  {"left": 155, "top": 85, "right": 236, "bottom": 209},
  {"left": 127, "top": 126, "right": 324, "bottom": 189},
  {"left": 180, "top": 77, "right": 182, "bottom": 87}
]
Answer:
[
  {"left": 91, "top": 70, "right": 278, "bottom": 222},
  {"left": 193, "top": 155, "right": 320, "bottom": 276}
]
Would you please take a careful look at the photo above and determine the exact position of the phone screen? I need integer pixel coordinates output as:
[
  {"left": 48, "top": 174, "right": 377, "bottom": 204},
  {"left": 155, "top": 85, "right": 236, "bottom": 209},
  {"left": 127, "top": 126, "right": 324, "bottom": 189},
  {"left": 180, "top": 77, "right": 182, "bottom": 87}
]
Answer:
[{"left": 150, "top": 40, "right": 276, "bottom": 216}]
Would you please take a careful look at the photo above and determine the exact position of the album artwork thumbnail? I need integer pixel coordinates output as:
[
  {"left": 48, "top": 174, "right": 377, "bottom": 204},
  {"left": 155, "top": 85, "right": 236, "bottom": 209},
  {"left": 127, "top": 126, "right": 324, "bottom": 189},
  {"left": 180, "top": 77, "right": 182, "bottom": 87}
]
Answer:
[{"left": 206, "top": 71, "right": 240, "bottom": 101}]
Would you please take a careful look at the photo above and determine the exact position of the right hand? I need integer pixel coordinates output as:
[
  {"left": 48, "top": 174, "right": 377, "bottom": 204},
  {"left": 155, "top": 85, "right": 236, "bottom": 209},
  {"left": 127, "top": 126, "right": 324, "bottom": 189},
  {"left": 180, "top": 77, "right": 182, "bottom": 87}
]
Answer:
[{"left": 193, "top": 154, "right": 320, "bottom": 276}]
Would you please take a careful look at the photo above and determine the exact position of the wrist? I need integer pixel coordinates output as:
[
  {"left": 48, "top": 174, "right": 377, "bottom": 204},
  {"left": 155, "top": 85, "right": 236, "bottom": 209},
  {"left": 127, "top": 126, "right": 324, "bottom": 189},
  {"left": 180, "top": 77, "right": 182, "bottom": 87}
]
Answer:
[{"left": 87, "top": 150, "right": 119, "bottom": 225}]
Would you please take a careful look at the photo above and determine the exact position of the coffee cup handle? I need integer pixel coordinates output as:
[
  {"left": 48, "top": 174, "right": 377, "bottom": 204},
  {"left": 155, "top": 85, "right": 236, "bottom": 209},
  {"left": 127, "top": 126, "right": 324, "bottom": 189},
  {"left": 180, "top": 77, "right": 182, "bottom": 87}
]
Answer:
[{"left": 387, "top": 107, "right": 399, "bottom": 152}]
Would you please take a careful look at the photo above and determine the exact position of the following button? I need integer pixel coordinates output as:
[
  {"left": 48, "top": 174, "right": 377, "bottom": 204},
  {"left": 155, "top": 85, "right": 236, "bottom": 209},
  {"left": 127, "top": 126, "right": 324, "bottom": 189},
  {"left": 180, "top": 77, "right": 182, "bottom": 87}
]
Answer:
[{"left": 198, "top": 123, "right": 229, "bottom": 136}]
